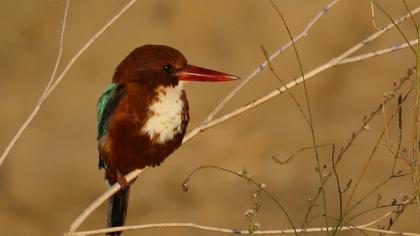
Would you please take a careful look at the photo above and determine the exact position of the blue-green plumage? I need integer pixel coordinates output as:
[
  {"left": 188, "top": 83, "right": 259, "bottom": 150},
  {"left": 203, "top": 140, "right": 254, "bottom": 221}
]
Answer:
[{"left": 96, "top": 83, "right": 125, "bottom": 169}]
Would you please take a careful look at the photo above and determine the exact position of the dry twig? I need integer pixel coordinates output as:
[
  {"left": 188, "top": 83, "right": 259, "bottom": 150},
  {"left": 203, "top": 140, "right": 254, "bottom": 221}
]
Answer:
[
  {"left": 199, "top": 0, "right": 341, "bottom": 125},
  {"left": 0, "top": 0, "right": 138, "bottom": 167},
  {"left": 182, "top": 5, "right": 420, "bottom": 145},
  {"left": 69, "top": 169, "right": 145, "bottom": 232}
]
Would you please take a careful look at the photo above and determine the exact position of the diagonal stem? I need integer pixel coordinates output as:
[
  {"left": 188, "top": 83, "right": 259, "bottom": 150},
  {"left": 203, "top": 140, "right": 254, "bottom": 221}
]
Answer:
[
  {"left": 200, "top": 0, "right": 341, "bottom": 125},
  {"left": 0, "top": 0, "right": 138, "bottom": 167}
]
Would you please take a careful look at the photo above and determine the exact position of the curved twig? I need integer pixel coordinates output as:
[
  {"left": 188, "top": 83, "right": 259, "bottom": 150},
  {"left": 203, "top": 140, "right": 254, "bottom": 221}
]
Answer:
[
  {"left": 183, "top": 5, "right": 420, "bottom": 145},
  {"left": 0, "top": 0, "right": 138, "bottom": 167}
]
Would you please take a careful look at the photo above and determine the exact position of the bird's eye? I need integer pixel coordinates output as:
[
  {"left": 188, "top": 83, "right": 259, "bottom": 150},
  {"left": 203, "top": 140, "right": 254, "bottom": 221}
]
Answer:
[{"left": 162, "top": 64, "right": 173, "bottom": 73}]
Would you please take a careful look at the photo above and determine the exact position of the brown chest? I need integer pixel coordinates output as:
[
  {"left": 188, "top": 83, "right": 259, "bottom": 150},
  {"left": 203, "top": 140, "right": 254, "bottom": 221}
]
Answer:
[{"left": 105, "top": 82, "right": 190, "bottom": 174}]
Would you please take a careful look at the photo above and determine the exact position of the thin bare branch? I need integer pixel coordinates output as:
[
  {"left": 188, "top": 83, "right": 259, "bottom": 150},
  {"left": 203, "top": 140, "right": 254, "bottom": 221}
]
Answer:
[
  {"left": 370, "top": 1, "right": 385, "bottom": 31},
  {"left": 40, "top": 0, "right": 70, "bottom": 99},
  {"left": 344, "top": 83, "right": 413, "bottom": 215},
  {"left": 268, "top": 1, "right": 329, "bottom": 233},
  {"left": 182, "top": 6, "right": 420, "bottom": 145},
  {"left": 200, "top": 0, "right": 341, "bottom": 125},
  {"left": 0, "top": 0, "right": 71, "bottom": 166},
  {"left": 65, "top": 220, "right": 420, "bottom": 236},
  {"left": 371, "top": 0, "right": 417, "bottom": 54},
  {"left": 331, "top": 146, "right": 342, "bottom": 218},
  {"left": 339, "top": 39, "right": 418, "bottom": 64},
  {"left": 413, "top": 24, "right": 420, "bottom": 209},
  {"left": 69, "top": 169, "right": 146, "bottom": 232},
  {"left": 401, "top": 0, "right": 418, "bottom": 29},
  {"left": 260, "top": 45, "right": 310, "bottom": 127},
  {"left": 182, "top": 165, "right": 297, "bottom": 234},
  {"left": 272, "top": 144, "right": 334, "bottom": 165},
  {"left": 349, "top": 201, "right": 415, "bottom": 223},
  {"left": 0, "top": 0, "right": 138, "bottom": 167},
  {"left": 344, "top": 121, "right": 387, "bottom": 213},
  {"left": 301, "top": 69, "right": 414, "bottom": 229}
]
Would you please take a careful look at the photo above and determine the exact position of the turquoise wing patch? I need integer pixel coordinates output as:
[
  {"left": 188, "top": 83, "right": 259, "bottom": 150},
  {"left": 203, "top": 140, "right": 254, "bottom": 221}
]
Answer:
[
  {"left": 96, "top": 83, "right": 125, "bottom": 169},
  {"left": 96, "top": 83, "right": 125, "bottom": 140}
]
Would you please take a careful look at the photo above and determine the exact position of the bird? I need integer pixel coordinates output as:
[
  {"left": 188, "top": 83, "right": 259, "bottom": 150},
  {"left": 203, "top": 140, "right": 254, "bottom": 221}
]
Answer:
[{"left": 96, "top": 44, "right": 239, "bottom": 236}]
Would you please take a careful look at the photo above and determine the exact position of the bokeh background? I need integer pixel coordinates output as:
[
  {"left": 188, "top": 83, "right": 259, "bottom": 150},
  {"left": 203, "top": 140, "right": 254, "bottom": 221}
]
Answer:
[{"left": 1, "top": 0, "right": 419, "bottom": 235}]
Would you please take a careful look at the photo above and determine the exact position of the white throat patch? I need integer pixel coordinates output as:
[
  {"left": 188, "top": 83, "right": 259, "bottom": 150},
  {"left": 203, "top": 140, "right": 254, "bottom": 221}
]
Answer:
[{"left": 141, "top": 83, "right": 185, "bottom": 143}]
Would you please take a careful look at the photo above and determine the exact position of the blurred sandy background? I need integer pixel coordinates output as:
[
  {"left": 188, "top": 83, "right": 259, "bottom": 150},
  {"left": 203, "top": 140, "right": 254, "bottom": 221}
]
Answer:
[{"left": 1, "top": 0, "right": 419, "bottom": 235}]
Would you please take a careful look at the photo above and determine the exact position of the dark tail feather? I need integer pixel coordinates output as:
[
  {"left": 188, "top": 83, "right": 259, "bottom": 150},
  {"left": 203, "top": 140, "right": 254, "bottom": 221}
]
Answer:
[{"left": 107, "top": 186, "right": 130, "bottom": 236}]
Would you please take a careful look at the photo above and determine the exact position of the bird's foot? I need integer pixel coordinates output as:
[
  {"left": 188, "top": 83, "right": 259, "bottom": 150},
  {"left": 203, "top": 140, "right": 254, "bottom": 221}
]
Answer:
[{"left": 116, "top": 170, "right": 129, "bottom": 189}]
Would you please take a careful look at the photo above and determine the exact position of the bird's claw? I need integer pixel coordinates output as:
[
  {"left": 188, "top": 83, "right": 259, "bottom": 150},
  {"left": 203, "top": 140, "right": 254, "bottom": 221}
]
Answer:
[{"left": 116, "top": 170, "right": 129, "bottom": 189}]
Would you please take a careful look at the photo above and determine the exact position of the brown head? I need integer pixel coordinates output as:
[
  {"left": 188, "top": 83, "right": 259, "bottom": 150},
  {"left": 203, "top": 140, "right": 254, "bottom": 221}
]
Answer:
[{"left": 113, "top": 44, "right": 239, "bottom": 86}]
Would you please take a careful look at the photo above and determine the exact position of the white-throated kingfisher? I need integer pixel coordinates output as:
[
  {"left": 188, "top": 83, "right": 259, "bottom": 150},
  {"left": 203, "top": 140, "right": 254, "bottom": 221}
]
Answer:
[{"left": 96, "top": 44, "right": 239, "bottom": 235}]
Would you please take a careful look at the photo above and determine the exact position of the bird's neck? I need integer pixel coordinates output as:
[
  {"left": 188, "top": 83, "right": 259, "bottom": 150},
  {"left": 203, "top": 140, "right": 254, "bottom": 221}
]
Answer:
[{"left": 141, "top": 82, "right": 187, "bottom": 144}]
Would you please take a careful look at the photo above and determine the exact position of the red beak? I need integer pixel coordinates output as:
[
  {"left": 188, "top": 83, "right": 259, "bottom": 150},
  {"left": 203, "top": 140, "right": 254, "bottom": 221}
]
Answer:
[{"left": 175, "top": 65, "right": 239, "bottom": 82}]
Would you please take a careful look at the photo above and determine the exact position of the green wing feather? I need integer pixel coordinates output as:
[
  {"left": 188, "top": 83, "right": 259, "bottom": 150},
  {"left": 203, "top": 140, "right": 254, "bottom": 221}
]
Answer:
[
  {"left": 96, "top": 83, "right": 126, "bottom": 140},
  {"left": 96, "top": 83, "right": 125, "bottom": 169},
  {"left": 97, "top": 83, "right": 117, "bottom": 139}
]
